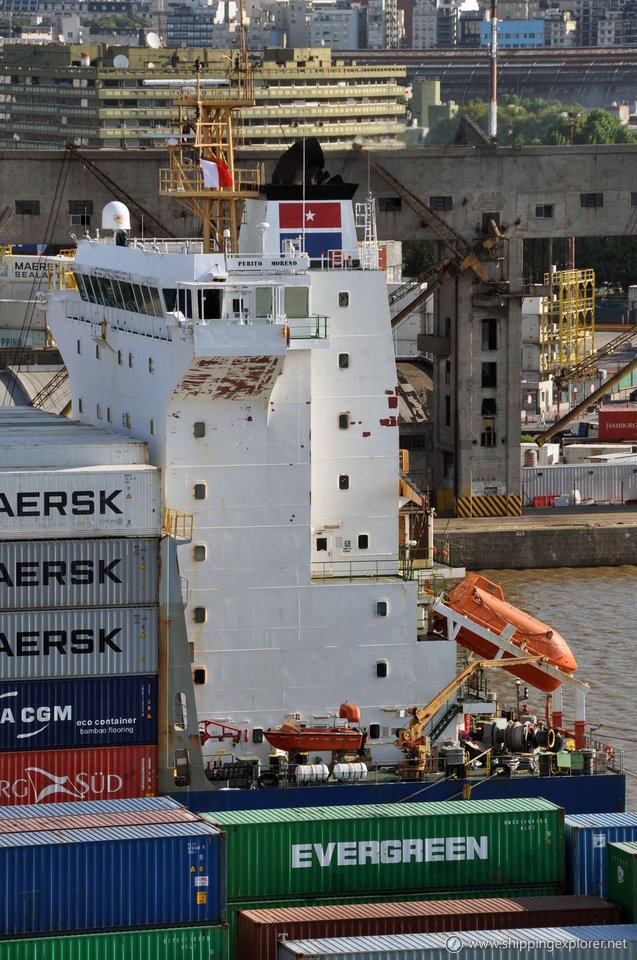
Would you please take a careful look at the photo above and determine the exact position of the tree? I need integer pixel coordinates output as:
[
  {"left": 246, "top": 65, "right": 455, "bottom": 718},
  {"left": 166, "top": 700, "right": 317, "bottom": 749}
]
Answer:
[
  {"left": 424, "top": 96, "right": 637, "bottom": 289},
  {"left": 425, "top": 96, "right": 637, "bottom": 146}
]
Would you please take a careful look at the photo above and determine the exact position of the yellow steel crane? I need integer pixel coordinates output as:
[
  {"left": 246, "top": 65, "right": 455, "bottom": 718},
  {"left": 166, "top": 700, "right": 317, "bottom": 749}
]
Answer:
[{"left": 396, "top": 654, "right": 546, "bottom": 765}]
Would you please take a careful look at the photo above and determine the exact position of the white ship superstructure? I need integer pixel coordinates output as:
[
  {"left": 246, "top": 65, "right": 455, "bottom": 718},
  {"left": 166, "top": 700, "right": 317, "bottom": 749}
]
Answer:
[{"left": 46, "top": 158, "right": 455, "bottom": 787}]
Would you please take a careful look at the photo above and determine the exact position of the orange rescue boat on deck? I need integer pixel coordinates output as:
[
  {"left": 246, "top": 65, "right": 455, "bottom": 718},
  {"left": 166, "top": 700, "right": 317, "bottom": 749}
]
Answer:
[
  {"left": 440, "top": 573, "right": 578, "bottom": 692},
  {"left": 264, "top": 702, "right": 366, "bottom": 754}
]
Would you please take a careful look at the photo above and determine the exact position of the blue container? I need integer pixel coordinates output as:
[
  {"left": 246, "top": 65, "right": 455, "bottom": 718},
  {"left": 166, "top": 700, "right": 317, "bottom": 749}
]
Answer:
[
  {"left": 565, "top": 812, "right": 637, "bottom": 896},
  {"left": 0, "top": 796, "right": 182, "bottom": 822},
  {"left": 0, "top": 677, "right": 157, "bottom": 750},
  {"left": 1, "top": 820, "right": 226, "bottom": 936}
]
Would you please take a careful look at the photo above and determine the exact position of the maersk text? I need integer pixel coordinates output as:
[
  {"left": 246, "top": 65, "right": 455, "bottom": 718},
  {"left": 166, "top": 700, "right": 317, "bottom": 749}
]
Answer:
[
  {"left": 291, "top": 836, "right": 488, "bottom": 868},
  {"left": 0, "top": 489, "right": 123, "bottom": 517}
]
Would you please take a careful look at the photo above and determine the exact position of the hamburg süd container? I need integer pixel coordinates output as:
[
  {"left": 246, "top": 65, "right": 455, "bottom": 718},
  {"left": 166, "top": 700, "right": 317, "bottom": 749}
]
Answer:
[
  {"left": 0, "top": 607, "right": 158, "bottom": 680},
  {"left": 0, "top": 925, "right": 227, "bottom": 960},
  {"left": 276, "top": 926, "right": 637, "bottom": 959},
  {"left": 0, "top": 466, "right": 161, "bottom": 539},
  {"left": 599, "top": 407, "right": 637, "bottom": 441},
  {"left": 0, "top": 537, "right": 159, "bottom": 611},
  {"left": 565, "top": 812, "right": 637, "bottom": 896},
  {"left": 0, "top": 744, "right": 157, "bottom": 806},
  {"left": 0, "top": 820, "right": 226, "bottom": 935},
  {"left": 205, "top": 798, "right": 564, "bottom": 901},
  {"left": 237, "top": 895, "right": 620, "bottom": 960},
  {"left": 0, "top": 676, "right": 158, "bottom": 751},
  {"left": 609, "top": 841, "right": 637, "bottom": 921}
]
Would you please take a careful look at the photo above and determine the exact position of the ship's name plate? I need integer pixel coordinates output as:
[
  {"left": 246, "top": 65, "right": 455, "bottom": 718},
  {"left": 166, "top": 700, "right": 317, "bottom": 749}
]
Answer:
[{"left": 227, "top": 253, "right": 310, "bottom": 272}]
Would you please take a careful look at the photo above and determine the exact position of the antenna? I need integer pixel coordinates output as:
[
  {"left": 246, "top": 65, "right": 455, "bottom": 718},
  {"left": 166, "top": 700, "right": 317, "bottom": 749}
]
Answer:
[
  {"left": 146, "top": 31, "right": 161, "bottom": 49},
  {"left": 113, "top": 54, "right": 129, "bottom": 68}
]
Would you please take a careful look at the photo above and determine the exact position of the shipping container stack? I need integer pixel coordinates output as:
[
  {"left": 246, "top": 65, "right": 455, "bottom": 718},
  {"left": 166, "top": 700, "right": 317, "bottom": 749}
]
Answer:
[
  {"left": 204, "top": 796, "right": 568, "bottom": 957},
  {"left": 0, "top": 797, "right": 229, "bottom": 960},
  {"left": 0, "top": 409, "right": 162, "bottom": 806}
]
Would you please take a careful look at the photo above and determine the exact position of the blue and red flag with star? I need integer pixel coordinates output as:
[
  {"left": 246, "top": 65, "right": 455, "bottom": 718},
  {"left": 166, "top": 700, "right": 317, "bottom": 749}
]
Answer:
[{"left": 279, "top": 202, "right": 342, "bottom": 259}]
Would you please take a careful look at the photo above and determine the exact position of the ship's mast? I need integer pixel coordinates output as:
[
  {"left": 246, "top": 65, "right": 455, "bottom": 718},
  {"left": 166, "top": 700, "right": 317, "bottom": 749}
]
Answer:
[{"left": 158, "top": 0, "right": 262, "bottom": 253}]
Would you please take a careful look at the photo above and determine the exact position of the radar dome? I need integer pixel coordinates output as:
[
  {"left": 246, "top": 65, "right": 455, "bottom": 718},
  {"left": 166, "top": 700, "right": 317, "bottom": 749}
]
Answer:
[{"left": 102, "top": 201, "right": 131, "bottom": 232}]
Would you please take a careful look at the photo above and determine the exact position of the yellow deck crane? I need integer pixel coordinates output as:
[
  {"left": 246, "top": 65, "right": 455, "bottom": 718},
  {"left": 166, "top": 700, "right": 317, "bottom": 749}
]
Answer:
[{"left": 396, "top": 654, "right": 547, "bottom": 776}]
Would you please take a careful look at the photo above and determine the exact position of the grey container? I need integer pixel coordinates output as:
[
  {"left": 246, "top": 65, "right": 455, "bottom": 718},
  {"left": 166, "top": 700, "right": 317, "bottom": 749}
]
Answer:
[
  {"left": 0, "top": 607, "right": 158, "bottom": 679},
  {"left": 0, "top": 408, "right": 148, "bottom": 468},
  {"left": 0, "top": 466, "right": 161, "bottom": 539},
  {"left": 277, "top": 925, "right": 637, "bottom": 959},
  {"left": 0, "top": 537, "right": 159, "bottom": 611},
  {"left": 522, "top": 463, "right": 637, "bottom": 504}
]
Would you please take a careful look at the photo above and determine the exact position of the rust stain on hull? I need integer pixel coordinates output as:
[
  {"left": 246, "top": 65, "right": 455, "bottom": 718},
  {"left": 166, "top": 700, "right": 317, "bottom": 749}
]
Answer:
[{"left": 175, "top": 356, "right": 282, "bottom": 399}]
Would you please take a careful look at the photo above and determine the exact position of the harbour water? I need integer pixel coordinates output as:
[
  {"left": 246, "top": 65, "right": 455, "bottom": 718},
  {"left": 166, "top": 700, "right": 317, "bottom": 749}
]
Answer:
[{"left": 480, "top": 566, "right": 637, "bottom": 808}]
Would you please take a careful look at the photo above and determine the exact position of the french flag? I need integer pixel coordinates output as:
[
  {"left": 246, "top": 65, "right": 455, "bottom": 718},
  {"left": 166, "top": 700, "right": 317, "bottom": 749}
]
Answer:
[{"left": 279, "top": 201, "right": 342, "bottom": 259}]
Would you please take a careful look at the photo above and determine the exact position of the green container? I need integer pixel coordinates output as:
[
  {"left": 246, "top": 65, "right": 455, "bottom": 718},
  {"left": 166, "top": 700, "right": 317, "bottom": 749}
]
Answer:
[
  {"left": 0, "top": 926, "right": 228, "bottom": 960},
  {"left": 204, "top": 797, "right": 564, "bottom": 902},
  {"left": 225, "top": 885, "right": 563, "bottom": 959},
  {"left": 608, "top": 840, "right": 637, "bottom": 921}
]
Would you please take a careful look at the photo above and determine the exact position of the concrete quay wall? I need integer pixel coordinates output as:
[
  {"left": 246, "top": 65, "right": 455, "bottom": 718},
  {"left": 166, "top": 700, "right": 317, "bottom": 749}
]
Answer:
[{"left": 441, "top": 509, "right": 637, "bottom": 570}]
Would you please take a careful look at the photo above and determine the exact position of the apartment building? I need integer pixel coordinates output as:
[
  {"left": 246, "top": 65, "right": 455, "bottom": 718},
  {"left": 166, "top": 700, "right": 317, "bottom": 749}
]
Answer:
[{"left": 0, "top": 43, "right": 406, "bottom": 150}]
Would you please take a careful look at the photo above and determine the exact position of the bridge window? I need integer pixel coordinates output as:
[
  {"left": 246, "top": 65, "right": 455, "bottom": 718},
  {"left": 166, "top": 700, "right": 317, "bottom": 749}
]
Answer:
[
  {"left": 193, "top": 606, "right": 206, "bottom": 624},
  {"left": 580, "top": 193, "right": 603, "bottom": 208},
  {"left": 338, "top": 352, "right": 349, "bottom": 369},
  {"left": 338, "top": 292, "right": 350, "bottom": 308},
  {"left": 198, "top": 287, "right": 223, "bottom": 320},
  {"left": 379, "top": 197, "right": 401, "bottom": 212},
  {"left": 256, "top": 286, "right": 273, "bottom": 317},
  {"left": 316, "top": 537, "right": 328, "bottom": 551},
  {"left": 339, "top": 474, "right": 350, "bottom": 489},
  {"left": 284, "top": 286, "right": 309, "bottom": 318},
  {"left": 338, "top": 413, "right": 350, "bottom": 429},
  {"left": 429, "top": 196, "right": 453, "bottom": 212},
  {"left": 358, "top": 534, "right": 369, "bottom": 549},
  {"left": 535, "top": 204, "right": 554, "bottom": 218}
]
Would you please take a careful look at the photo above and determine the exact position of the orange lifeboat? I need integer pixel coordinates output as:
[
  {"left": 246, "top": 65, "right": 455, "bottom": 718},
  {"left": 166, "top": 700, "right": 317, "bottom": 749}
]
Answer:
[
  {"left": 441, "top": 573, "right": 577, "bottom": 692},
  {"left": 264, "top": 702, "right": 366, "bottom": 754}
]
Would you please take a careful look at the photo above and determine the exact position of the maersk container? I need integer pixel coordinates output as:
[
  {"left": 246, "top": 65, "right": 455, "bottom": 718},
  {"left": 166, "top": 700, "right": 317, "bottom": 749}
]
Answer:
[
  {"left": 0, "top": 414, "right": 148, "bottom": 469},
  {"left": 0, "top": 925, "right": 227, "bottom": 960},
  {"left": 0, "top": 820, "right": 226, "bottom": 935},
  {"left": 565, "top": 812, "right": 637, "bottom": 896},
  {"left": 205, "top": 798, "right": 564, "bottom": 901},
  {"left": 0, "top": 744, "right": 157, "bottom": 806},
  {"left": 238, "top": 895, "right": 620, "bottom": 960},
  {"left": 0, "top": 676, "right": 158, "bottom": 751},
  {"left": 0, "top": 537, "right": 159, "bottom": 611},
  {"left": 0, "top": 606, "right": 158, "bottom": 680},
  {"left": 609, "top": 841, "right": 637, "bottom": 921},
  {"left": 0, "top": 466, "right": 161, "bottom": 539},
  {"left": 276, "top": 926, "right": 637, "bottom": 959}
]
